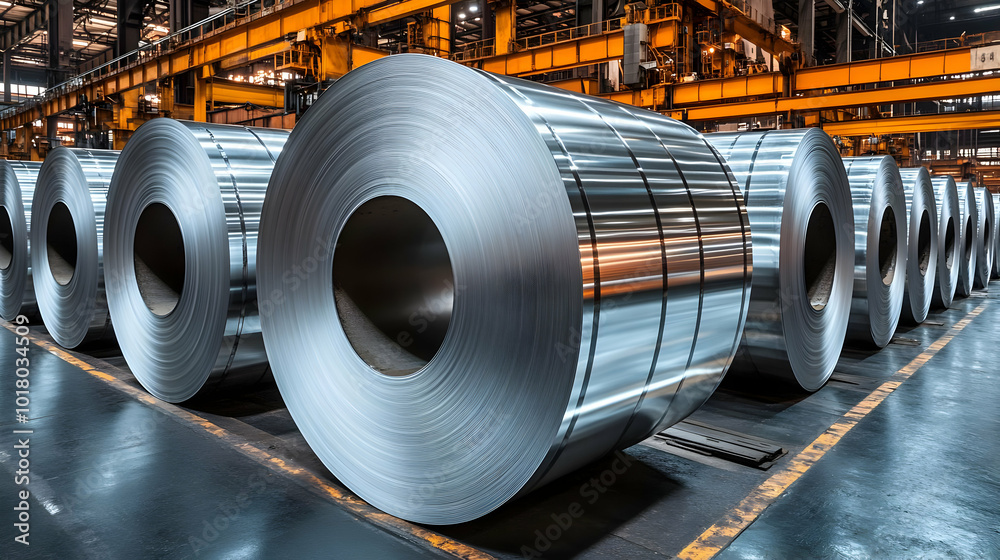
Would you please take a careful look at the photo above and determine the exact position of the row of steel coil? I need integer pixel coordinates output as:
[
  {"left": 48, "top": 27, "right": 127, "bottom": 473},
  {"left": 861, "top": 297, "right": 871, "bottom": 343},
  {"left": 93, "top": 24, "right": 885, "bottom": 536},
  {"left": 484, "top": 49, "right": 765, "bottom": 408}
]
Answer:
[{"left": 0, "top": 55, "right": 995, "bottom": 525}]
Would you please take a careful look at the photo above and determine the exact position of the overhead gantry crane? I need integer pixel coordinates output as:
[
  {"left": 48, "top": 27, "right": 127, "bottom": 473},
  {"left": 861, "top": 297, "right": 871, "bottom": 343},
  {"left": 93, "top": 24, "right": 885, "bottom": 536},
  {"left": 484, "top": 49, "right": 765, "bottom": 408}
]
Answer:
[{"left": 2, "top": 0, "right": 999, "bottom": 159}]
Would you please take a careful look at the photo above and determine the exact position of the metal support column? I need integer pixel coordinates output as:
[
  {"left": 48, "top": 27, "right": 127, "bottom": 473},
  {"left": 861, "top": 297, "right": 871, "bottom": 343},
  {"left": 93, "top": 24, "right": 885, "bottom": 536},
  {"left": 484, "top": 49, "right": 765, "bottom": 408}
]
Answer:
[
  {"left": 2, "top": 50, "right": 10, "bottom": 104},
  {"left": 47, "top": 0, "right": 73, "bottom": 86},
  {"left": 798, "top": 0, "right": 815, "bottom": 66}
]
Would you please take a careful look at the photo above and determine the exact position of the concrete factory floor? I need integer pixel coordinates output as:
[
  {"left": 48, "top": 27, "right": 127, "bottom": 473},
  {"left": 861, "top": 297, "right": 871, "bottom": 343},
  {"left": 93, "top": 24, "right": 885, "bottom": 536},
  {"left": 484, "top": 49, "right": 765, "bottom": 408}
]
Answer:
[{"left": 2, "top": 291, "right": 999, "bottom": 559}]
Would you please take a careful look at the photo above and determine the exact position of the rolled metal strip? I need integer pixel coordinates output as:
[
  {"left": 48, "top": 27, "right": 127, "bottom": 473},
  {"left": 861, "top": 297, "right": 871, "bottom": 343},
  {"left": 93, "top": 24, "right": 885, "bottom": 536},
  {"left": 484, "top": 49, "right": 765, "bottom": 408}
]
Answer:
[
  {"left": 954, "top": 179, "right": 978, "bottom": 298},
  {"left": 930, "top": 175, "right": 960, "bottom": 308},
  {"left": 257, "top": 54, "right": 752, "bottom": 524},
  {"left": 973, "top": 186, "right": 994, "bottom": 290},
  {"left": 31, "top": 148, "right": 119, "bottom": 348},
  {"left": 896, "top": 167, "right": 937, "bottom": 324},
  {"left": 0, "top": 160, "right": 42, "bottom": 320},
  {"left": 706, "top": 129, "right": 853, "bottom": 391},
  {"left": 842, "top": 156, "right": 907, "bottom": 347},
  {"left": 993, "top": 196, "right": 1000, "bottom": 279},
  {"left": 105, "top": 120, "right": 287, "bottom": 402}
]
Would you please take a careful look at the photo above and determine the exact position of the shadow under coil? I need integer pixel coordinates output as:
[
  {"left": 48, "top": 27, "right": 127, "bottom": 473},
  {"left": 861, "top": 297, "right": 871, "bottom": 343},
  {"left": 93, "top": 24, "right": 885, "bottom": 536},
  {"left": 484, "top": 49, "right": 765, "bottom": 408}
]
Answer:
[
  {"left": 32, "top": 148, "right": 118, "bottom": 348},
  {"left": 105, "top": 120, "right": 288, "bottom": 402},
  {"left": 0, "top": 160, "right": 42, "bottom": 320},
  {"left": 954, "top": 179, "right": 978, "bottom": 298},
  {"left": 896, "top": 167, "right": 937, "bottom": 324},
  {"left": 930, "top": 175, "right": 960, "bottom": 308},
  {"left": 973, "top": 186, "right": 993, "bottom": 290},
  {"left": 842, "top": 156, "right": 907, "bottom": 348},
  {"left": 706, "top": 129, "right": 853, "bottom": 391},
  {"left": 256, "top": 54, "right": 752, "bottom": 525}
]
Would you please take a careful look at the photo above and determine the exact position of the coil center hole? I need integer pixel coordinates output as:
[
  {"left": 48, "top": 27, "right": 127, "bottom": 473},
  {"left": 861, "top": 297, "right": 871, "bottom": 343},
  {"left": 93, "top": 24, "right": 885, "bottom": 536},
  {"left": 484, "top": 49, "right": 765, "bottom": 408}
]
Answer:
[
  {"left": 803, "top": 202, "right": 836, "bottom": 311},
  {"left": 964, "top": 217, "right": 974, "bottom": 262},
  {"left": 916, "top": 209, "right": 931, "bottom": 276},
  {"left": 945, "top": 216, "right": 956, "bottom": 270},
  {"left": 878, "top": 206, "right": 898, "bottom": 287},
  {"left": 0, "top": 206, "right": 12, "bottom": 270},
  {"left": 984, "top": 218, "right": 992, "bottom": 256},
  {"left": 333, "top": 196, "right": 454, "bottom": 377},
  {"left": 134, "top": 202, "right": 185, "bottom": 317},
  {"left": 47, "top": 201, "right": 78, "bottom": 286}
]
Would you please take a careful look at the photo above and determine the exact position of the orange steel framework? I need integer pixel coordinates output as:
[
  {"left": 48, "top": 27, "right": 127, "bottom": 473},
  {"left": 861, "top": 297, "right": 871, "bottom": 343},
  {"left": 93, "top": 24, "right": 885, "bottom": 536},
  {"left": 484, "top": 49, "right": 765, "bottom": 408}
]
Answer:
[{"left": 2, "top": 0, "right": 1000, "bottom": 147}]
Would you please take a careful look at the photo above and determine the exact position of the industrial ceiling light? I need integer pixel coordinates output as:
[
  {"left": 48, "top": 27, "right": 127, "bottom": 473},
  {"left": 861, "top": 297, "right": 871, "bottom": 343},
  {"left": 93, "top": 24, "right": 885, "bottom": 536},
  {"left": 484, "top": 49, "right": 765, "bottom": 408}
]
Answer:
[
  {"left": 89, "top": 18, "right": 115, "bottom": 26},
  {"left": 458, "top": 12, "right": 466, "bottom": 19},
  {"left": 950, "top": 15, "right": 956, "bottom": 19},
  {"left": 469, "top": 4, "right": 478, "bottom": 12},
  {"left": 974, "top": 4, "right": 1000, "bottom": 12}
]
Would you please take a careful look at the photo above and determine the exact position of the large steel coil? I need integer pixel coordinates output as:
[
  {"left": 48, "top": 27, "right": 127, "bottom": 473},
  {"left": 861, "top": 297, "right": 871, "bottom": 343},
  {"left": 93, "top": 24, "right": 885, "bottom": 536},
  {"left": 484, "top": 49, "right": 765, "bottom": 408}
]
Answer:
[
  {"left": 842, "top": 156, "right": 907, "bottom": 347},
  {"left": 0, "top": 160, "right": 42, "bottom": 320},
  {"left": 896, "top": 167, "right": 937, "bottom": 324},
  {"left": 993, "top": 196, "right": 1000, "bottom": 279},
  {"left": 954, "top": 179, "right": 978, "bottom": 298},
  {"left": 31, "top": 148, "right": 118, "bottom": 348},
  {"left": 256, "top": 55, "right": 752, "bottom": 524},
  {"left": 973, "top": 186, "right": 993, "bottom": 290},
  {"left": 931, "top": 176, "right": 960, "bottom": 308},
  {"left": 706, "top": 129, "right": 853, "bottom": 391},
  {"left": 105, "top": 120, "right": 288, "bottom": 402}
]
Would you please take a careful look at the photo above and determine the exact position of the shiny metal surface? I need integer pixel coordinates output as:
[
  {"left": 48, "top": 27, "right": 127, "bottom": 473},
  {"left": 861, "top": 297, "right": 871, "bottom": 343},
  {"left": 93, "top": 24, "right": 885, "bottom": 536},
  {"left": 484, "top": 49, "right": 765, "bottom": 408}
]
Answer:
[
  {"left": 930, "top": 175, "right": 960, "bottom": 308},
  {"left": 954, "top": 179, "right": 977, "bottom": 298},
  {"left": 993, "top": 196, "right": 1000, "bottom": 280},
  {"left": 256, "top": 54, "right": 752, "bottom": 525},
  {"left": 32, "top": 148, "right": 118, "bottom": 348},
  {"left": 842, "top": 156, "right": 907, "bottom": 348},
  {"left": 0, "top": 160, "right": 42, "bottom": 320},
  {"left": 973, "top": 186, "right": 993, "bottom": 290},
  {"left": 896, "top": 167, "right": 937, "bottom": 324},
  {"left": 105, "top": 120, "right": 287, "bottom": 402},
  {"left": 706, "top": 129, "right": 853, "bottom": 391}
]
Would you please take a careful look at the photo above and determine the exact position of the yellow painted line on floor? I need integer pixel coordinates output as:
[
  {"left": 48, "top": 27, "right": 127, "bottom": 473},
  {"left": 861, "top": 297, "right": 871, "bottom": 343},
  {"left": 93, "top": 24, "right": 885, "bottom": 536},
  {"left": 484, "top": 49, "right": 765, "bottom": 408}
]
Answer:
[
  {"left": 676, "top": 301, "right": 988, "bottom": 560},
  {"left": 5, "top": 325, "right": 493, "bottom": 560}
]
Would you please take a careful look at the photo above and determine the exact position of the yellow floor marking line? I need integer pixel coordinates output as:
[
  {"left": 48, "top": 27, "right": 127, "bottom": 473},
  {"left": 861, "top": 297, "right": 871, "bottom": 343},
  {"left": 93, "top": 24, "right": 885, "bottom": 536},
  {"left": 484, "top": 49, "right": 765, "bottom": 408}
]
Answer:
[
  {"left": 676, "top": 301, "right": 988, "bottom": 560},
  {"left": 6, "top": 325, "right": 493, "bottom": 560}
]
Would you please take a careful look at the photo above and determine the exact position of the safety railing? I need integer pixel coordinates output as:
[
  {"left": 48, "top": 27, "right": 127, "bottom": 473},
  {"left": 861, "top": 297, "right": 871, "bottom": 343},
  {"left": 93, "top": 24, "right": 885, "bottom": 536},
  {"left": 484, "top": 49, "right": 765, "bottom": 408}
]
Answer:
[
  {"left": 514, "top": 18, "right": 623, "bottom": 51},
  {"left": 914, "top": 30, "right": 1000, "bottom": 53},
  {"left": 451, "top": 38, "right": 495, "bottom": 61}
]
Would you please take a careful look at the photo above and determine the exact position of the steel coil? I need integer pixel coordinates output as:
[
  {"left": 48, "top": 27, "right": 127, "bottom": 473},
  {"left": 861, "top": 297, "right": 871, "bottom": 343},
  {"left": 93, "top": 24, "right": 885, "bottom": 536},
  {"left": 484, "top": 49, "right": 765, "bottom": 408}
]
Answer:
[
  {"left": 706, "top": 129, "right": 853, "bottom": 391},
  {"left": 993, "top": 196, "right": 1000, "bottom": 279},
  {"left": 930, "top": 176, "right": 960, "bottom": 308},
  {"left": 256, "top": 54, "right": 752, "bottom": 524},
  {"left": 0, "top": 160, "right": 42, "bottom": 320},
  {"left": 31, "top": 148, "right": 118, "bottom": 348},
  {"left": 954, "top": 179, "right": 978, "bottom": 298},
  {"left": 973, "top": 186, "right": 993, "bottom": 290},
  {"left": 105, "top": 120, "right": 288, "bottom": 402},
  {"left": 842, "top": 156, "right": 907, "bottom": 347},
  {"left": 896, "top": 167, "right": 937, "bottom": 324}
]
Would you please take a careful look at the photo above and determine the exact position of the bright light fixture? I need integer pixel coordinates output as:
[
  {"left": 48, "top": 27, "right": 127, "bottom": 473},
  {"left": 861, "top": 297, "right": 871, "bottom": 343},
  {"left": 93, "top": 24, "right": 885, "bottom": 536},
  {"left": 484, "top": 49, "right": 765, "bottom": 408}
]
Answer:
[
  {"left": 950, "top": 15, "right": 956, "bottom": 19},
  {"left": 469, "top": 4, "right": 478, "bottom": 12},
  {"left": 458, "top": 12, "right": 466, "bottom": 19},
  {"left": 89, "top": 18, "right": 115, "bottom": 26},
  {"left": 974, "top": 4, "right": 1000, "bottom": 12},
  {"left": 73, "top": 40, "right": 89, "bottom": 47}
]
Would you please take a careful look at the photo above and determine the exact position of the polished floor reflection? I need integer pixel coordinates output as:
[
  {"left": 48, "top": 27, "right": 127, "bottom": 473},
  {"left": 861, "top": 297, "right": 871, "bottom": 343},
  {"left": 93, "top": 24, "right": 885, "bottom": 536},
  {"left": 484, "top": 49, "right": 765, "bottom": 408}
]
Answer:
[{"left": 1, "top": 289, "right": 998, "bottom": 558}]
